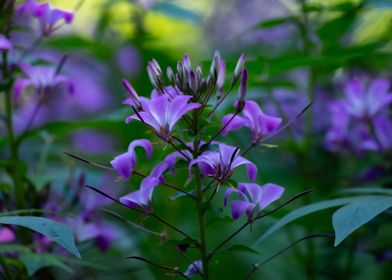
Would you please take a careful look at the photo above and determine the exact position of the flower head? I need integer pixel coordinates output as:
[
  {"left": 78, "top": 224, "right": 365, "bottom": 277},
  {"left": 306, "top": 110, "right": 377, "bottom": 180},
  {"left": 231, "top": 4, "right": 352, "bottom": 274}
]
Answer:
[
  {"left": 0, "top": 227, "right": 15, "bottom": 243},
  {"left": 184, "top": 260, "right": 203, "bottom": 277},
  {"left": 16, "top": 0, "right": 74, "bottom": 36},
  {"left": 0, "top": 35, "right": 12, "bottom": 51},
  {"left": 189, "top": 143, "right": 257, "bottom": 182},
  {"left": 222, "top": 100, "right": 282, "bottom": 143},
  {"left": 12, "top": 64, "right": 73, "bottom": 100},
  {"left": 110, "top": 139, "right": 153, "bottom": 179},
  {"left": 126, "top": 95, "right": 200, "bottom": 141},
  {"left": 224, "top": 183, "right": 284, "bottom": 220}
]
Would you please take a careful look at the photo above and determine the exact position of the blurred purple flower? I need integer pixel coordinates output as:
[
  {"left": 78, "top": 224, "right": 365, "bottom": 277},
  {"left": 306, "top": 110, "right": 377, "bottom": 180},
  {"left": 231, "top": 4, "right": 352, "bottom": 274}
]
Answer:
[
  {"left": 12, "top": 64, "right": 74, "bottom": 100},
  {"left": 0, "top": 227, "right": 15, "bottom": 243},
  {"left": 126, "top": 95, "right": 200, "bottom": 141},
  {"left": 0, "top": 35, "right": 12, "bottom": 51},
  {"left": 117, "top": 45, "right": 141, "bottom": 76},
  {"left": 222, "top": 100, "right": 282, "bottom": 143},
  {"left": 16, "top": 0, "right": 74, "bottom": 36},
  {"left": 224, "top": 183, "right": 284, "bottom": 220},
  {"left": 189, "top": 143, "right": 257, "bottom": 182},
  {"left": 184, "top": 260, "right": 202, "bottom": 277},
  {"left": 72, "top": 129, "right": 114, "bottom": 154},
  {"left": 111, "top": 139, "right": 153, "bottom": 179}
]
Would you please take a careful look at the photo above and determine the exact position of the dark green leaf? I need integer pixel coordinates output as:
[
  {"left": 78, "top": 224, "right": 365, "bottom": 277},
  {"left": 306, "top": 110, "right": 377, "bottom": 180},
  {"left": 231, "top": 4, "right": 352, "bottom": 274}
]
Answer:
[
  {"left": 20, "top": 253, "right": 73, "bottom": 276},
  {"left": 227, "top": 244, "right": 259, "bottom": 255},
  {"left": 0, "top": 216, "right": 80, "bottom": 258},
  {"left": 333, "top": 196, "right": 392, "bottom": 246},
  {"left": 256, "top": 17, "right": 295, "bottom": 29},
  {"left": 253, "top": 196, "right": 378, "bottom": 245}
]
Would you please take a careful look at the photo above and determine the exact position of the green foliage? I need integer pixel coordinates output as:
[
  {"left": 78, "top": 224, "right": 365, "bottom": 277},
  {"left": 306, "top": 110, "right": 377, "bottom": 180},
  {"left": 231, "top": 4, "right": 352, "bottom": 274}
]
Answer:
[{"left": 0, "top": 216, "right": 80, "bottom": 258}]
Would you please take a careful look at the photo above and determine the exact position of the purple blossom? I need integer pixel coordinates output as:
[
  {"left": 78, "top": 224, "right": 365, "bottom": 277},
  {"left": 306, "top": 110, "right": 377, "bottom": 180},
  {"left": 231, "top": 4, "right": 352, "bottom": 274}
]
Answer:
[
  {"left": 224, "top": 183, "right": 284, "bottom": 220},
  {"left": 0, "top": 227, "right": 15, "bottom": 243},
  {"left": 126, "top": 95, "right": 200, "bottom": 141},
  {"left": 342, "top": 78, "right": 392, "bottom": 119},
  {"left": 222, "top": 100, "right": 282, "bottom": 143},
  {"left": 0, "top": 35, "right": 12, "bottom": 51},
  {"left": 12, "top": 64, "right": 74, "bottom": 100},
  {"left": 110, "top": 139, "right": 153, "bottom": 179},
  {"left": 120, "top": 149, "right": 191, "bottom": 208},
  {"left": 16, "top": 0, "right": 74, "bottom": 36},
  {"left": 189, "top": 143, "right": 257, "bottom": 182},
  {"left": 184, "top": 260, "right": 202, "bottom": 277}
]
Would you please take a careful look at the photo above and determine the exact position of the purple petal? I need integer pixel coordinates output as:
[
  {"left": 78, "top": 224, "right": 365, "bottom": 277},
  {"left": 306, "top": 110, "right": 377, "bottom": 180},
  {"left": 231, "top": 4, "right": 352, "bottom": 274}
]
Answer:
[
  {"left": 231, "top": 200, "right": 254, "bottom": 220},
  {"left": 0, "top": 227, "right": 15, "bottom": 243},
  {"left": 258, "top": 183, "right": 285, "bottom": 210},
  {"left": 119, "top": 190, "right": 142, "bottom": 208},
  {"left": 0, "top": 34, "right": 12, "bottom": 51},
  {"left": 221, "top": 114, "right": 246, "bottom": 135},
  {"left": 224, "top": 188, "right": 235, "bottom": 206},
  {"left": 373, "top": 116, "right": 392, "bottom": 150},
  {"left": 232, "top": 156, "right": 257, "bottom": 181},
  {"left": 110, "top": 152, "right": 135, "bottom": 179},
  {"left": 128, "top": 139, "right": 153, "bottom": 159},
  {"left": 12, "top": 79, "right": 32, "bottom": 100}
]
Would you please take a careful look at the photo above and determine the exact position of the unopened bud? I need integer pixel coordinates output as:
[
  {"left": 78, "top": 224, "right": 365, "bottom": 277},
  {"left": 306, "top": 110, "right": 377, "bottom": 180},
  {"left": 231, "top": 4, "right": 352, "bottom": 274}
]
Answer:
[
  {"left": 183, "top": 54, "right": 191, "bottom": 73},
  {"left": 122, "top": 79, "right": 141, "bottom": 110},
  {"left": 217, "top": 60, "right": 225, "bottom": 92},
  {"left": 147, "top": 63, "right": 162, "bottom": 90},
  {"left": 188, "top": 70, "right": 198, "bottom": 94},
  {"left": 177, "top": 61, "right": 184, "bottom": 81},
  {"left": 167, "top": 67, "right": 175, "bottom": 84},
  {"left": 236, "top": 68, "right": 248, "bottom": 112},
  {"left": 232, "top": 53, "right": 245, "bottom": 86},
  {"left": 210, "top": 50, "right": 221, "bottom": 79},
  {"left": 196, "top": 66, "right": 202, "bottom": 83},
  {"left": 150, "top": 58, "right": 162, "bottom": 75}
]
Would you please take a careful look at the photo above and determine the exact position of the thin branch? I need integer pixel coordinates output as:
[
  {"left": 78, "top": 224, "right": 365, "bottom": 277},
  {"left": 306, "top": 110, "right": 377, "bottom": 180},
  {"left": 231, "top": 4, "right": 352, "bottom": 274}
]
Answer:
[
  {"left": 204, "top": 111, "right": 239, "bottom": 148},
  {"left": 242, "top": 233, "right": 334, "bottom": 280},
  {"left": 126, "top": 256, "right": 191, "bottom": 280},
  {"left": 242, "top": 101, "right": 314, "bottom": 157},
  {"left": 208, "top": 189, "right": 314, "bottom": 258}
]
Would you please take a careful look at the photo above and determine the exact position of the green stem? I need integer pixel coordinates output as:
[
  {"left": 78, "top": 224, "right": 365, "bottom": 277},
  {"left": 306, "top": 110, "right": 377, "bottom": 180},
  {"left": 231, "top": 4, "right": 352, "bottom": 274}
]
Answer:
[
  {"left": 2, "top": 51, "right": 24, "bottom": 209},
  {"left": 0, "top": 254, "right": 12, "bottom": 280},
  {"left": 193, "top": 135, "right": 209, "bottom": 279}
]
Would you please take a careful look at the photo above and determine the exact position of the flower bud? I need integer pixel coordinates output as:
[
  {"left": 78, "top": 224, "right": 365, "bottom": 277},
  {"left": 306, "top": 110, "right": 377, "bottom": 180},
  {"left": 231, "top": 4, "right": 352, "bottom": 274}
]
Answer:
[
  {"left": 150, "top": 58, "right": 162, "bottom": 75},
  {"left": 183, "top": 53, "right": 191, "bottom": 73},
  {"left": 236, "top": 68, "right": 248, "bottom": 112},
  {"left": 177, "top": 61, "right": 184, "bottom": 81},
  {"left": 232, "top": 53, "right": 245, "bottom": 86},
  {"left": 217, "top": 60, "right": 225, "bottom": 92},
  {"left": 196, "top": 66, "right": 202, "bottom": 83},
  {"left": 209, "top": 50, "right": 221, "bottom": 79},
  {"left": 167, "top": 66, "right": 175, "bottom": 84},
  {"left": 122, "top": 79, "right": 141, "bottom": 110},
  {"left": 147, "top": 62, "right": 162, "bottom": 90},
  {"left": 188, "top": 70, "right": 198, "bottom": 94}
]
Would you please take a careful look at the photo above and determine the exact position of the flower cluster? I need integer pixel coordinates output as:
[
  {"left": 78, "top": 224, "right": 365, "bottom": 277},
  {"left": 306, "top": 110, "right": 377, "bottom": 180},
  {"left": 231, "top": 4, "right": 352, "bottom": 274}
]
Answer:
[{"left": 325, "top": 78, "right": 392, "bottom": 153}]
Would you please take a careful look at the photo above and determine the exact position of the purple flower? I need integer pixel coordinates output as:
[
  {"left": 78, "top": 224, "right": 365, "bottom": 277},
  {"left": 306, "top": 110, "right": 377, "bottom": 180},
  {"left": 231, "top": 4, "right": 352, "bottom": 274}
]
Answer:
[
  {"left": 222, "top": 100, "right": 282, "bottom": 143},
  {"left": 224, "top": 183, "right": 284, "bottom": 220},
  {"left": 184, "top": 260, "right": 202, "bottom": 277},
  {"left": 126, "top": 95, "right": 200, "bottom": 141},
  {"left": 0, "top": 35, "right": 12, "bottom": 51},
  {"left": 189, "top": 143, "right": 257, "bottom": 182},
  {"left": 120, "top": 149, "right": 191, "bottom": 208},
  {"left": 342, "top": 78, "right": 392, "bottom": 119},
  {"left": 12, "top": 64, "right": 74, "bottom": 100},
  {"left": 72, "top": 129, "right": 113, "bottom": 154},
  {"left": 110, "top": 139, "right": 153, "bottom": 179},
  {"left": 16, "top": 0, "right": 74, "bottom": 36},
  {"left": 0, "top": 227, "right": 15, "bottom": 243}
]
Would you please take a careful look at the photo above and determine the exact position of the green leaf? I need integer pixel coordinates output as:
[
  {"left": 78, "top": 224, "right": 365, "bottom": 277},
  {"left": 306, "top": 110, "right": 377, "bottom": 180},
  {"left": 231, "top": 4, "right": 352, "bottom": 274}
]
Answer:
[
  {"left": 20, "top": 253, "right": 73, "bottom": 276},
  {"left": 226, "top": 244, "right": 259, "bottom": 255},
  {"left": 0, "top": 216, "right": 80, "bottom": 258},
  {"left": 338, "top": 187, "right": 392, "bottom": 196},
  {"left": 253, "top": 196, "right": 378, "bottom": 245},
  {"left": 333, "top": 196, "right": 392, "bottom": 246},
  {"left": 256, "top": 17, "right": 295, "bottom": 29},
  {"left": 367, "top": 0, "right": 392, "bottom": 8}
]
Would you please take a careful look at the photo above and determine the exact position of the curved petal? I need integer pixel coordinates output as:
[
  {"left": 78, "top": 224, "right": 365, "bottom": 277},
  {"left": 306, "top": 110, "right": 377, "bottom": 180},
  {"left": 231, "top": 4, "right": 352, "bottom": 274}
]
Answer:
[
  {"left": 232, "top": 156, "right": 257, "bottom": 181},
  {"left": 224, "top": 188, "right": 236, "bottom": 206},
  {"left": 221, "top": 114, "right": 246, "bottom": 135},
  {"left": 110, "top": 152, "right": 135, "bottom": 179},
  {"left": 231, "top": 200, "right": 254, "bottom": 220},
  {"left": 12, "top": 79, "right": 32, "bottom": 100},
  {"left": 258, "top": 183, "right": 285, "bottom": 210},
  {"left": 238, "top": 183, "right": 262, "bottom": 204},
  {"left": 128, "top": 139, "right": 153, "bottom": 160},
  {"left": 119, "top": 190, "right": 141, "bottom": 208},
  {"left": 0, "top": 35, "right": 12, "bottom": 51}
]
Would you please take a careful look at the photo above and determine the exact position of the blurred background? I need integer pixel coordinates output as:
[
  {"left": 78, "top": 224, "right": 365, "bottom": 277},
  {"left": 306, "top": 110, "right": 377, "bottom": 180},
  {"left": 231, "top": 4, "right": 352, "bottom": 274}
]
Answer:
[{"left": 1, "top": 0, "right": 392, "bottom": 279}]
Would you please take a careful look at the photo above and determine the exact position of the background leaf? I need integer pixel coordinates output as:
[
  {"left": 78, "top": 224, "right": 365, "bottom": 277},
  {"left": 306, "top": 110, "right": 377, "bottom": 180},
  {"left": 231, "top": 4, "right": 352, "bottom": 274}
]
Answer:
[
  {"left": 19, "top": 253, "right": 73, "bottom": 276},
  {"left": 0, "top": 216, "right": 80, "bottom": 258},
  {"left": 333, "top": 196, "right": 392, "bottom": 246}
]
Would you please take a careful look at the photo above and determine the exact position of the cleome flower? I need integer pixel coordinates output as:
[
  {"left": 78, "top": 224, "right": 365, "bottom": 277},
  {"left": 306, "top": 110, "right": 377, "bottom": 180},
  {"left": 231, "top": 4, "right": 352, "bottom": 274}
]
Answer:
[
  {"left": 126, "top": 94, "right": 200, "bottom": 141},
  {"left": 12, "top": 64, "right": 74, "bottom": 100},
  {"left": 224, "top": 183, "right": 284, "bottom": 220},
  {"left": 184, "top": 260, "right": 203, "bottom": 277},
  {"left": 222, "top": 100, "right": 282, "bottom": 144},
  {"left": 120, "top": 149, "right": 191, "bottom": 209},
  {"left": 16, "top": 0, "right": 74, "bottom": 36},
  {"left": 189, "top": 143, "right": 257, "bottom": 182},
  {"left": 0, "top": 35, "right": 12, "bottom": 51},
  {"left": 110, "top": 139, "right": 153, "bottom": 179}
]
